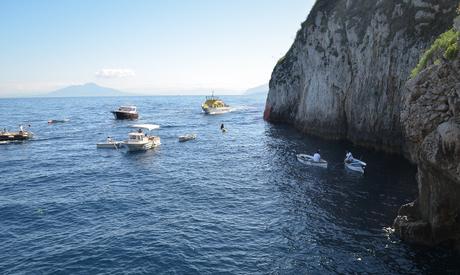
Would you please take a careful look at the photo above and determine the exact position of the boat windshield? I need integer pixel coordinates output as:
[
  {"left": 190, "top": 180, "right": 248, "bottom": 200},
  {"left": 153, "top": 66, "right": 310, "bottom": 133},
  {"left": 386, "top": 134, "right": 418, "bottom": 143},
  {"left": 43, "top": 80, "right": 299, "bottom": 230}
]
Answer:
[
  {"left": 119, "top": 106, "right": 136, "bottom": 112},
  {"left": 129, "top": 134, "right": 143, "bottom": 140}
]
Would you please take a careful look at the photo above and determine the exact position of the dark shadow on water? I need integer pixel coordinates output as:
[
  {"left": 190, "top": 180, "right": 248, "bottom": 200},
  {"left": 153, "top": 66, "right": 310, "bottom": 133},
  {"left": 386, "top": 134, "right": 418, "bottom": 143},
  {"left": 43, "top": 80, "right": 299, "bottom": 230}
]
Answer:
[{"left": 261, "top": 123, "right": 452, "bottom": 273}]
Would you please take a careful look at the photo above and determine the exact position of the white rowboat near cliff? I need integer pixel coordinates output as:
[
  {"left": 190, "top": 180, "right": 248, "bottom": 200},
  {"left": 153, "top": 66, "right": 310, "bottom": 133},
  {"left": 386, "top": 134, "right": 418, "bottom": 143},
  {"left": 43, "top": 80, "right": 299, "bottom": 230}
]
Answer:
[
  {"left": 297, "top": 154, "right": 328, "bottom": 168},
  {"left": 344, "top": 159, "right": 367, "bottom": 173}
]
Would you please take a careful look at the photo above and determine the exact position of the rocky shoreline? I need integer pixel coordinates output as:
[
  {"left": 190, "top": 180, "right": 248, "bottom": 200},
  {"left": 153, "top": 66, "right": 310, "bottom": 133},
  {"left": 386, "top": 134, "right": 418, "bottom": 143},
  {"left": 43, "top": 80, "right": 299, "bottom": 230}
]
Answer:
[{"left": 265, "top": 0, "right": 460, "bottom": 246}]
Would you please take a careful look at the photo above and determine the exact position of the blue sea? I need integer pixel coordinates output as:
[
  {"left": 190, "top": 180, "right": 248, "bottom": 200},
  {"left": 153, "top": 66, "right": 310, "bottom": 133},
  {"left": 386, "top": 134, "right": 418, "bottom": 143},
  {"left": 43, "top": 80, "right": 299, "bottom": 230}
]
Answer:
[{"left": 0, "top": 95, "right": 459, "bottom": 274}]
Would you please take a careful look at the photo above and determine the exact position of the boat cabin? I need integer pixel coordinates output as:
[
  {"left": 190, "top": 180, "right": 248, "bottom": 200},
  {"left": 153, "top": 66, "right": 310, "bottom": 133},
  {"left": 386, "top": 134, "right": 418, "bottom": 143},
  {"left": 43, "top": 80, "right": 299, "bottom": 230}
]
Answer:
[
  {"left": 119, "top": 106, "right": 137, "bottom": 113},
  {"left": 203, "top": 96, "right": 227, "bottom": 108},
  {"left": 128, "top": 132, "right": 145, "bottom": 141}
]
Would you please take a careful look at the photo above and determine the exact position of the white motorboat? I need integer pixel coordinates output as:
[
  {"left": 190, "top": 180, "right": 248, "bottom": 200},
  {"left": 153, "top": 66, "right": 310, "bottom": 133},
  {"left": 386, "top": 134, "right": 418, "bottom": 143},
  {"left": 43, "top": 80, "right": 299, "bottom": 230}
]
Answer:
[
  {"left": 178, "top": 133, "right": 197, "bottom": 142},
  {"left": 122, "top": 124, "right": 161, "bottom": 151},
  {"left": 297, "top": 154, "right": 328, "bottom": 168},
  {"left": 344, "top": 159, "right": 367, "bottom": 173}
]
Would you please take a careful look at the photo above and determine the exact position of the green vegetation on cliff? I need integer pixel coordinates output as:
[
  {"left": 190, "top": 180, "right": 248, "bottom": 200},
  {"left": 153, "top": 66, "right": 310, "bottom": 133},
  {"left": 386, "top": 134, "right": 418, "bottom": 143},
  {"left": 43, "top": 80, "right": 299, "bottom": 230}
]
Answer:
[{"left": 411, "top": 28, "right": 459, "bottom": 78}]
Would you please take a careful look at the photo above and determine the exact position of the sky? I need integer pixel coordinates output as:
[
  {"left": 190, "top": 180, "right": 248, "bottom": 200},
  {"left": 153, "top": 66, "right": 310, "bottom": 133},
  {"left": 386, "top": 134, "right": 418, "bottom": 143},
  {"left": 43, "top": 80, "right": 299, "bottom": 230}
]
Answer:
[{"left": 0, "top": 0, "right": 315, "bottom": 96}]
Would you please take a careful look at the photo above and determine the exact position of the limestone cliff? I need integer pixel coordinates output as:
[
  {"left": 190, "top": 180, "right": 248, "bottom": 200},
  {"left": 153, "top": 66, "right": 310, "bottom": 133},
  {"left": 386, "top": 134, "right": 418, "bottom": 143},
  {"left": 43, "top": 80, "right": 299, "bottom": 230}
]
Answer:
[
  {"left": 265, "top": 0, "right": 460, "bottom": 246},
  {"left": 393, "top": 19, "right": 460, "bottom": 246},
  {"left": 265, "top": 0, "right": 457, "bottom": 152}
]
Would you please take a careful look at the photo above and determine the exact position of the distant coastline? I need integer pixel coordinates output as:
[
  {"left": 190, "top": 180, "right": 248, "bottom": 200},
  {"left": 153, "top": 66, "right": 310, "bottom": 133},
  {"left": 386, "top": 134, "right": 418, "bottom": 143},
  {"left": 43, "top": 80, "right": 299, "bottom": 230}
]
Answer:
[{"left": 0, "top": 83, "right": 269, "bottom": 98}]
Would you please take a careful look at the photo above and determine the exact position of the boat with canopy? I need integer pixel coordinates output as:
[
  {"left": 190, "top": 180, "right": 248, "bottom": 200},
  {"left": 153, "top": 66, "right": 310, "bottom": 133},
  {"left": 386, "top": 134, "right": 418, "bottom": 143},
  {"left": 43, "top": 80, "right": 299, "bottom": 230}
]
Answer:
[{"left": 122, "top": 124, "right": 161, "bottom": 151}]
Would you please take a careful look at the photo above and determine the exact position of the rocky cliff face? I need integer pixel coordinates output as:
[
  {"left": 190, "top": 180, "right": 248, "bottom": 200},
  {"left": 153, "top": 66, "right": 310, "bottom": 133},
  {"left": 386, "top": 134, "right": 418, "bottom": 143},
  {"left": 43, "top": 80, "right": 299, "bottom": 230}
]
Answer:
[
  {"left": 393, "top": 19, "right": 460, "bottom": 246},
  {"left": 265, "top": 0, "right": 457, "bottom": 152},
  {"left": 265, "top": 0, "right": 460, "bottom": 246}
]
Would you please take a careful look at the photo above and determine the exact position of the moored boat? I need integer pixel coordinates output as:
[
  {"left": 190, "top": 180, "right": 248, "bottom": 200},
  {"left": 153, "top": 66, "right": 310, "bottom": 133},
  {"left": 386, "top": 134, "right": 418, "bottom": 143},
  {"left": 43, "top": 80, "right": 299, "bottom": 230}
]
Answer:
[
  {"left": 48, "top": 119, "right": 70, "bottom": 124},
  {"left": 297, "top": 154, "right": 328, "bottom": 168},
  {"left": 0, "top": 126, "right": 33, "bottom": 142},
  {"left": 201, "top": 93, "right": 230, "bottom": 115},
  {"left": 122, "top": 124, "right": 161, "bottom": 151},
  {"left": 178, "top": 133, "right": 196, "bottom": 142},
  {"left": 111, "top": 105, "right": 139, "bottom": 120},
  {"left": 97, "top": 137, "right": 123, "bottom": 149}
]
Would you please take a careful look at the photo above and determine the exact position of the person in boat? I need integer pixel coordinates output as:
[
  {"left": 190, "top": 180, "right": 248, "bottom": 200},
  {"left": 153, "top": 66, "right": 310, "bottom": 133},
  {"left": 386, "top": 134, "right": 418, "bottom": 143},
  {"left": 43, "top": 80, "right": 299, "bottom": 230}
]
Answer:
[
  {"left": 313, "top": 150, "right": 321, "bottom": 162},
  {"left": 107, "top": 136, "right": 112, "bottom": 143},
  {"left": 345, "top": 151, "right": 354, "bottom": 163},
  {"left": 138, "top": 128, "right": 143, "bottom": 133}
]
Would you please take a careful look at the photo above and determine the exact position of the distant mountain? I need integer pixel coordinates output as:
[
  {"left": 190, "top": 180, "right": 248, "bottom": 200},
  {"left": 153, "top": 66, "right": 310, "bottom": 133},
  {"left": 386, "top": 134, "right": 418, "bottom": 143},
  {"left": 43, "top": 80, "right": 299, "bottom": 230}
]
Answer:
[
  {"left": 245, "top": 83, "right": 269, "bottom": 95},
  {"left": 46, "top": 83, "right": 128, "bottom": 97}
]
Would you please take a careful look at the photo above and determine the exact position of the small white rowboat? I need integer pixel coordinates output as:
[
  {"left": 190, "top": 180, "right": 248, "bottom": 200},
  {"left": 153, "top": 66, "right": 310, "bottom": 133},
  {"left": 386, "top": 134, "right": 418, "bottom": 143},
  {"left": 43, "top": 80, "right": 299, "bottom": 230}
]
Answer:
[
  {"left": 97, "top": 140, "right": 123, "bottom": 149},
  {"left": 296, "top": 154, "right": 328, "bottom": 168},
  {"left": 179, "top": 134, "right": 197, "bottom": 142},
  {"left": 344, "top": 159, "right": 367, "bottom": 173}
]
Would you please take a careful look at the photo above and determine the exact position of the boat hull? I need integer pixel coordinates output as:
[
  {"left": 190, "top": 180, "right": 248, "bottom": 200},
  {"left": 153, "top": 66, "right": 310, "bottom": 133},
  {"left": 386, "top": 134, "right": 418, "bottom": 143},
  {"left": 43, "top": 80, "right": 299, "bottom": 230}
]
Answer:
[
  {"left": 0, "top": 131, "right": 33, "bottom": 141},
  {"left": 297, "top": 154, "right": 328, "bottom": 168},
  {"left": 111, "top": 111, "right": 139, "bottom": 120},
  {"left": 123, "top": 137, "right": 161, "bottom": 151},
  {"left": 202, "top": 107, "right": 231, "bottom": 115},
  {"left": 96, "top": 141, "right": 123, "bottom": 149},
  {"left": 48, "top": 119, "right": 70, "bottom": 124},
  {"left": 179, "top": 134, "right": 196, "bottom": 142},
  {"left": 344, "top": 159, "right": 366, "bottom": 173}
]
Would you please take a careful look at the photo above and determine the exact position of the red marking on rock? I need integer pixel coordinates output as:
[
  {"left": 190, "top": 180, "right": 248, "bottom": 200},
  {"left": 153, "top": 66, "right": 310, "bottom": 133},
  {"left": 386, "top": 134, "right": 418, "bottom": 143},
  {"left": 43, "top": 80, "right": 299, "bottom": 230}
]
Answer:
[{"left": 263, "top": 104, "right": 271, "bottom": 121}]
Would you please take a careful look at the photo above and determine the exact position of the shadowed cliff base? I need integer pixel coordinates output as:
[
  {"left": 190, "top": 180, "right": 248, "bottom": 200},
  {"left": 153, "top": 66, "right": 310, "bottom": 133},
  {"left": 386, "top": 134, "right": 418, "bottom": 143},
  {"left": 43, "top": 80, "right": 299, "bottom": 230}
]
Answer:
[{"left": 393, "top": 28, "right": 460, "bottom": 246}]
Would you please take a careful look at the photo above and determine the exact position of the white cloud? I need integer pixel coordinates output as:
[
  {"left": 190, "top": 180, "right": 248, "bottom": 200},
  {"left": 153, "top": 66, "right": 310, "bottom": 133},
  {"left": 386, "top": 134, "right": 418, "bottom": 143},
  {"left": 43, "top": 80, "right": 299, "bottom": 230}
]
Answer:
[{"left": 95, "top": 68, "right": 135, "bottom": 78}]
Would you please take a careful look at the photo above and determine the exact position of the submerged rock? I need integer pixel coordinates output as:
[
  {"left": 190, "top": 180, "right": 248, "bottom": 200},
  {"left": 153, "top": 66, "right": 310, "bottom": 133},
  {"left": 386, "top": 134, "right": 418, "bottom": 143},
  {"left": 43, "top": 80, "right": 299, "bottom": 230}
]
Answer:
[{"left": 265, "top": 0, "right": 457, "bottom": 153}]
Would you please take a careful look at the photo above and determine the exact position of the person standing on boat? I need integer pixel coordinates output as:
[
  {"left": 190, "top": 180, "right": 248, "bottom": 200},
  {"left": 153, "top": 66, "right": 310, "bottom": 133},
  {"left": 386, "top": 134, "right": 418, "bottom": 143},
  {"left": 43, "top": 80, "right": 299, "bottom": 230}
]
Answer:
[
  {"left": 313, "top": 150, "right": 321, "bottom": 162},
  {"left": 345, "top": 151, "right": 354, "bottom": 163}
]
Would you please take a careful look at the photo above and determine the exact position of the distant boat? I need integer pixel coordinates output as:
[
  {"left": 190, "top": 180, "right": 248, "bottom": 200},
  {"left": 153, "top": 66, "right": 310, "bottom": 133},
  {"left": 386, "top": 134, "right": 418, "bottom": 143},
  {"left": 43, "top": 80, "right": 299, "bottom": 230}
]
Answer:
[
  {"left": 122, "top": 124, "right": 161, "bottom": 151},
  {"left": 344, "top": 159, "right": 367, "bottom": 173},
  {"left": 297, "top": 154, "right": 328, "bottom": 168},
  {"left": 0, "top": 126, "right": 33, "bottom": 142},
  {"left": 201, "top": 93, "right": 231, "bottom": 115},
  {"left": 48, "top": 119, "right": 70, "bottom": 124},
  {"left": 178, "top": 133, "right": 196, "bottom": 142},
  {"left": 111, "top": 105, "right": 139, "bottom": 120}
]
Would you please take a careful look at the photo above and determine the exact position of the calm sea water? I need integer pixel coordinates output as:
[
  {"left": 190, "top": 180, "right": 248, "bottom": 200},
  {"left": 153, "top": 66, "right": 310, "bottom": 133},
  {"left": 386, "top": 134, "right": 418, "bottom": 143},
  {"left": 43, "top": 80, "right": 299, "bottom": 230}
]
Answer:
[{"left": 0, "top": 95, "right": 458, "bottom": 274}]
